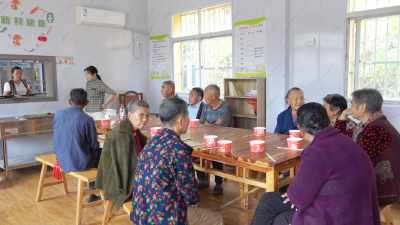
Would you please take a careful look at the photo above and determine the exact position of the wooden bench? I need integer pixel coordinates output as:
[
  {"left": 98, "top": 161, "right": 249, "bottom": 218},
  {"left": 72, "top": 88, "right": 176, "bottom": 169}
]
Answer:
[
  {"left": 36, "top": 154, "right": 104, "bottom": 225},
  {"left": 101, "top": 199, "right": 132, "bottom": 225},
  {"left": 380, "top": 204, "right": 394, "bottom": 225}
]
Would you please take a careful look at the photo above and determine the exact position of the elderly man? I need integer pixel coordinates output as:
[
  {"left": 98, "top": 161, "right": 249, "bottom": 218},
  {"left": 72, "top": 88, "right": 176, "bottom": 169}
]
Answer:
[
  {"left": 95, "top": 100, "right": 149, "bottom": 210},
  {"left": 161, "top": 80, "right": 181, "bottom": 99},
  {"left": 197, "top": 84, "right": 233, "bottom": 195},
  {"left": 131, "top": 98, "right": 223, "bottom": 225},
  {"left": 335, "top": 88, "right": 400, "bottom": 205},
  {"left": 53, "top": 88, "right": 100, "bottom": 203},
  {"left": 188, "top": 87, "right": 204, "bottom": 120}
]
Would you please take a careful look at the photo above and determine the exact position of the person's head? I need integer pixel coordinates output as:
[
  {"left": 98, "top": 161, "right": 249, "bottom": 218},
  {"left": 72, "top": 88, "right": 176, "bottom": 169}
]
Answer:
[
  {"left": 125, "top": 100, "right": 150, "bottom": 130},
  {"left": 11, "top": 66, "right": 23, "bottom": 81},
  {"left": 297, "top": 103, "right": 331, "bottom": 141},
  {"left": 159, "top": 98, "right": 189, "bottom": 136},
  {"left": 285, "top": 87, "right": 305, "bottom": 112},
  {"left": 69, "top": 88, "right": 89, "bottom": 109},
  {"left": 323, "top": 94, "right": 348, "bottom": 122},
  {"left": 161, "top": 80, "right": 175, "bottom": 98},
  {"left": 350, "top": 88, "right": 383, "bottom": 121},
  {"left": 204, "top": 84, "right": 220, "bottom": 105},
  {"left": 84, "top": 66, "right": 101, "bottom": 81},
  {"left": 189, "top": 87, "right": 204, "bottom": 106}
]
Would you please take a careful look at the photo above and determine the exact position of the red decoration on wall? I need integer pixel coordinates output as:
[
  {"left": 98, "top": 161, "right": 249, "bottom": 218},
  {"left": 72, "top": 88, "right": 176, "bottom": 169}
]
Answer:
[
  {"left": 10, "top": 0, "right": 20, "bottom": 10},
  {"left": 12, "top": 35, "right": 21, "bottom": 46},
  {"left": 30, "top": 6, "right": 39, "bottom": 14},
  {"left": 37, "top": 33, "right": 47, "bottom": 42}
]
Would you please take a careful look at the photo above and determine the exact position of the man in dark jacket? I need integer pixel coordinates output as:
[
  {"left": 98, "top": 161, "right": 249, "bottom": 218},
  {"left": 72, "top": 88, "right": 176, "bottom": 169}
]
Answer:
[
  {"left": 95, "top": 100, "right": 149, "bottom": 209},
  {"left": 188, "top": 87, "right": 204, "bottom": 120}
]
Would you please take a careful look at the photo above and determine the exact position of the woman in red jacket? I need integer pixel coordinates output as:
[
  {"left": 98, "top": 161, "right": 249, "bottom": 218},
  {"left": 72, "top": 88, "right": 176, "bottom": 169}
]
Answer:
[{"left": 335, "top": 88, "right": 400, "bottom": 205}]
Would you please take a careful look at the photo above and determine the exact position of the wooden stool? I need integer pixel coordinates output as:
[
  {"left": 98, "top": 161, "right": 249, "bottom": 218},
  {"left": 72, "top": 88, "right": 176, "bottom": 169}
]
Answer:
[
  {"left": 102, "top": 199, "right": 132, "bottom": 225},
  {"left": 36, "top": 154, "right": 104, "bottom": 225},
  {"left": 380, "top": 204, "right": 394, "bottom": 225},
  {"left": 35, "top": 154, "right": 69, "bottom": 201}
]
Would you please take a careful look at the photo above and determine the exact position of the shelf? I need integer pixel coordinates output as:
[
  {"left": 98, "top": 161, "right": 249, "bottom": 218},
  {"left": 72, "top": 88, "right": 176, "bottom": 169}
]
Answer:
[
  {"left": 233, "top": 113, "right": 257, "bottom": 118},
  {"left": 225, "top": 96, "right": 257, "bottom": 99}
]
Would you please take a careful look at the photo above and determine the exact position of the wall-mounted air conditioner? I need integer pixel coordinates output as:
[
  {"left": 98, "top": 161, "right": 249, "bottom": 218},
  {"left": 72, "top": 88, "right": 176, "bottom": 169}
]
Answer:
[{"left": 76, "top": 6, "right": 125, "bottom": 28}]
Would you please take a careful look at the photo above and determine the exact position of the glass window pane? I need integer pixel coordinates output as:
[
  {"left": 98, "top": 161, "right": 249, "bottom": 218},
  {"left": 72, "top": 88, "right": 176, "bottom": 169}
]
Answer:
[
  {"left": 171, "top": 10, "right": 199, "bottom": 38},
  {"left": 201, "top": 4, "right": 232, "bottom": 34},
  {"left": 173, "top": 40, "right": 200, "bottom": 92},
  {"left": 349, "top": 0, "right": 400, "bottom": 12},
  {"left": 201, "top": 36, "right": 232, "bottom": 93}
]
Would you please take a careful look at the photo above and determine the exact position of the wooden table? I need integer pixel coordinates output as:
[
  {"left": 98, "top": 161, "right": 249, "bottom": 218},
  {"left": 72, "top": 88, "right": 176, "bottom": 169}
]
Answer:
[{"left": 96, "top": 118, "right": 309, "bottom": 209}]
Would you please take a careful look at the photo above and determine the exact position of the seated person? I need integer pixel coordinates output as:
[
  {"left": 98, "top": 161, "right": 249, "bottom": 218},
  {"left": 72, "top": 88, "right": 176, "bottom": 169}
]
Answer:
[
  {"left": 198, "top": 84, "right": 233, "bottom": 195},
  {"left": 335, "top": 88, "right": 400, "bottom": 205},
  {"left": 161, "top": 80, "right": 182, "bottom": 99},
  {"left": 323, "top": 94, "right": 356, "bottom": 130},
  {"left": 274, "top": 87, "right": 304, "bottom": 134},
  {"left": 95, "top": 100, "right": 149, "bottom": 209},
  {"left": 53, "top": 88, "right": 101, "bottom": 202},
  {"left": 188, "top": 87, "right": 205, "bottom": 119},
  {"left": 252, "top": 103, "right": 380, "bottom": 225},
  {"left": 131, "top": 98, "right": 223, "bottom": 225}
]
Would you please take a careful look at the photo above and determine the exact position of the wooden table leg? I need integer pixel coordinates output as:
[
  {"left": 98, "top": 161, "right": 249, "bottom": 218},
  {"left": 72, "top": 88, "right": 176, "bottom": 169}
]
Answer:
[
  {"left": 36, "top": 164, "right": 48, "bottom": 202},
  {"left": 266, "top": 169, "right": 279, "bottom": 192},
  {"left": 240, "top": 168, "right": 249, "bottom": 209},
  {"left": 3, "top": 140, "right": 9, "bottom": 180},
  {"left": 61, "top": 172, "right": 69, "bottom": 194},
  {"left": 76, "top": 180, "right": 84, "bottom": 225}
]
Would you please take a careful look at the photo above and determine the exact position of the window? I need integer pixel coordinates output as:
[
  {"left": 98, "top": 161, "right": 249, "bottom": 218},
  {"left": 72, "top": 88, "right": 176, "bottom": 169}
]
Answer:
[
  {"left": 346, "top": 1, "right": 400, "bottom": 100},
  {"left": 348, "top": 0, "right": 400, "bottom": 12},
  {"left": 172, "top": 3, "right": 232, "bottom": 93},
  {"left": 0, "top": 55, "right": 57, "bottom": 103}
]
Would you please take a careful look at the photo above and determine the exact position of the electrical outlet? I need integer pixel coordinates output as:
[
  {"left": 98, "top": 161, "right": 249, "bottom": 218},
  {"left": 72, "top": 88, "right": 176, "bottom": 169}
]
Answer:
[{"left": 137, "top": 42, "right": 141, "bottom": 47}]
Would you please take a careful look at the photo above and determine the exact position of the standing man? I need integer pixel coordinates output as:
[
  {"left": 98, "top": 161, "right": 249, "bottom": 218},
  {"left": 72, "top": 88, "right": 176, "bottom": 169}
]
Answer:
[
  {"left": 161, "top": 80, "right": 181, "bottom": 99},
  {"left": 198, "top": 84, "right": 234, "bottom": 195},
  {"left": 188, "top": 87, "right": 204, "bottom": 120}
]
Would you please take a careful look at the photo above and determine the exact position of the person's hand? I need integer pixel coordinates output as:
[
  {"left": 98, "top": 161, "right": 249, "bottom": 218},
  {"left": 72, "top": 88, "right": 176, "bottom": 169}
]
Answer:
[
  {"left": 205, "top": 120, "right": 212, "bottom": 125},
  {"left": 281, "top": 193, "right": 295, "bottom": 209},
  {"left": 215, "top": 118, "right": 222, "bottom": 125},
  {"left": 101, "top": 103, "right": 108, "bottom": 109},
  {"left": 339, "top": 108, "right": 352, "bottom": 120}
]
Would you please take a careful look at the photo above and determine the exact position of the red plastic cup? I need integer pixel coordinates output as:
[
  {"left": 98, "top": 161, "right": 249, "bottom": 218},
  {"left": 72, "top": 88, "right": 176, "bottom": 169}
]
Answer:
[
  {"left": 287, "top": 138, "right": 302, "bottom": 149},
  {"left": 190, "top": 119, "right": 200, "bottom": 128},
  {"left": 101, "top": 119, "right": 111, "bottom": 126},
  {"left": 217, "top": 140, "right": 232, "bottom": 152},
  {"left": 254, "top": 127, "right": 266, "bottom": 137},
  {"left": 204, "top": 135, "right": 218, "bottom": 148},
  {"left": 150, "top": 127, "right": 163, "bottom": 137},
  {"left": 250, "top": 140, "right": 265, "bottom": 152},
  {"left": 289, "top": 130, "right": 302, "bottom": 138}
]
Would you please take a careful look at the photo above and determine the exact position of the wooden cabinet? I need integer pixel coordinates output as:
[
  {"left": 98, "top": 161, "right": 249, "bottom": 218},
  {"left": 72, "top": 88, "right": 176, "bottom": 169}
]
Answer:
[{"left": 224, "top": 77, "right": 266, "bottom": 130}]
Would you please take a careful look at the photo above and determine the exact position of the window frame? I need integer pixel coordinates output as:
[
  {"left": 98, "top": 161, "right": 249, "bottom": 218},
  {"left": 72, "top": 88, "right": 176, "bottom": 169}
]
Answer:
[
  {"left": 345, "top": 4, "right": 400, "bottom": 104},
  {"left": 171, "top": 3, "right": 233, "bottom": 95}
]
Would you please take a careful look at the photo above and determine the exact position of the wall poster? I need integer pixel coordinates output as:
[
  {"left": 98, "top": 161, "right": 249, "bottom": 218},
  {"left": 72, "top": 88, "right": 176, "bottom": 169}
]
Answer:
[
  {"left": 149, "top": 34, "right": 170, "bottom": 79},
  {"left": 234, "top": 17, "right": 266, "bottom": 77}
]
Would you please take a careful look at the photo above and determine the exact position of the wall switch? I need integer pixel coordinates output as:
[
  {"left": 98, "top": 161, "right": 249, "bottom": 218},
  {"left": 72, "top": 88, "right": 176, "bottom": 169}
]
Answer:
[{"left": 307, "top": 38, "right": 316, "bottom": 46}]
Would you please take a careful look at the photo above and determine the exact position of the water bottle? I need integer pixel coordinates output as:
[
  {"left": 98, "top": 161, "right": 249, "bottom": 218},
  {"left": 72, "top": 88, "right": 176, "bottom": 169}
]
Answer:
[{"left": 119, "top": 104, "right": 125, "bottom": 121}]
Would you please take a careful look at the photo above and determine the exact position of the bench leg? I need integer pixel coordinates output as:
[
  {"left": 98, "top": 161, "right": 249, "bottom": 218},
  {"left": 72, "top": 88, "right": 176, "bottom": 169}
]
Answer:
[
  {"left": 61, "top": 172, "right": 69, "bottom": 194},
  {"left": 76, "top": 180, "right": 84, "bottom": 225},
  {"left": 102, "top": 200, "right": 112, "bottom": 225},
  {"left": 240, "top": 168, "right": 250, "bottom": 209},
  {"left": 36, "top": 164, "right": 48, "bottom": 202},
  {"left": 384, "top": 207, "right": 394, "bottom": 225}
]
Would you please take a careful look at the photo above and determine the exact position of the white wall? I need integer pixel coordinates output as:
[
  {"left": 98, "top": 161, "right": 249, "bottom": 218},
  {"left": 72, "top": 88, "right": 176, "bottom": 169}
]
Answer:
[{"left": 0, "top": 0, "right": 148, "bottom": 164}]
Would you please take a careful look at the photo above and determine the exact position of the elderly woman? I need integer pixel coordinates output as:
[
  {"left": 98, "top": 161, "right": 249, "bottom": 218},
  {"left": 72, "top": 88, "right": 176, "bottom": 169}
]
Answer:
[
  {"left": 95, "top": 100, "right": 149, "bottom": 209},
  {"left": 274, "top": 87, "right": 304, "bottom": 134},
  {"left": 84, "top": 66, "right": 116, "bottom": 115},
  {"left": 252, "top": 103, "right": 380, "bottom": 225},
  {"left": 3, "top": 66, "right": 33, "bottom": 95},
  {"left": 335, "top": 88, "right": 400, "bottom": 205}
]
